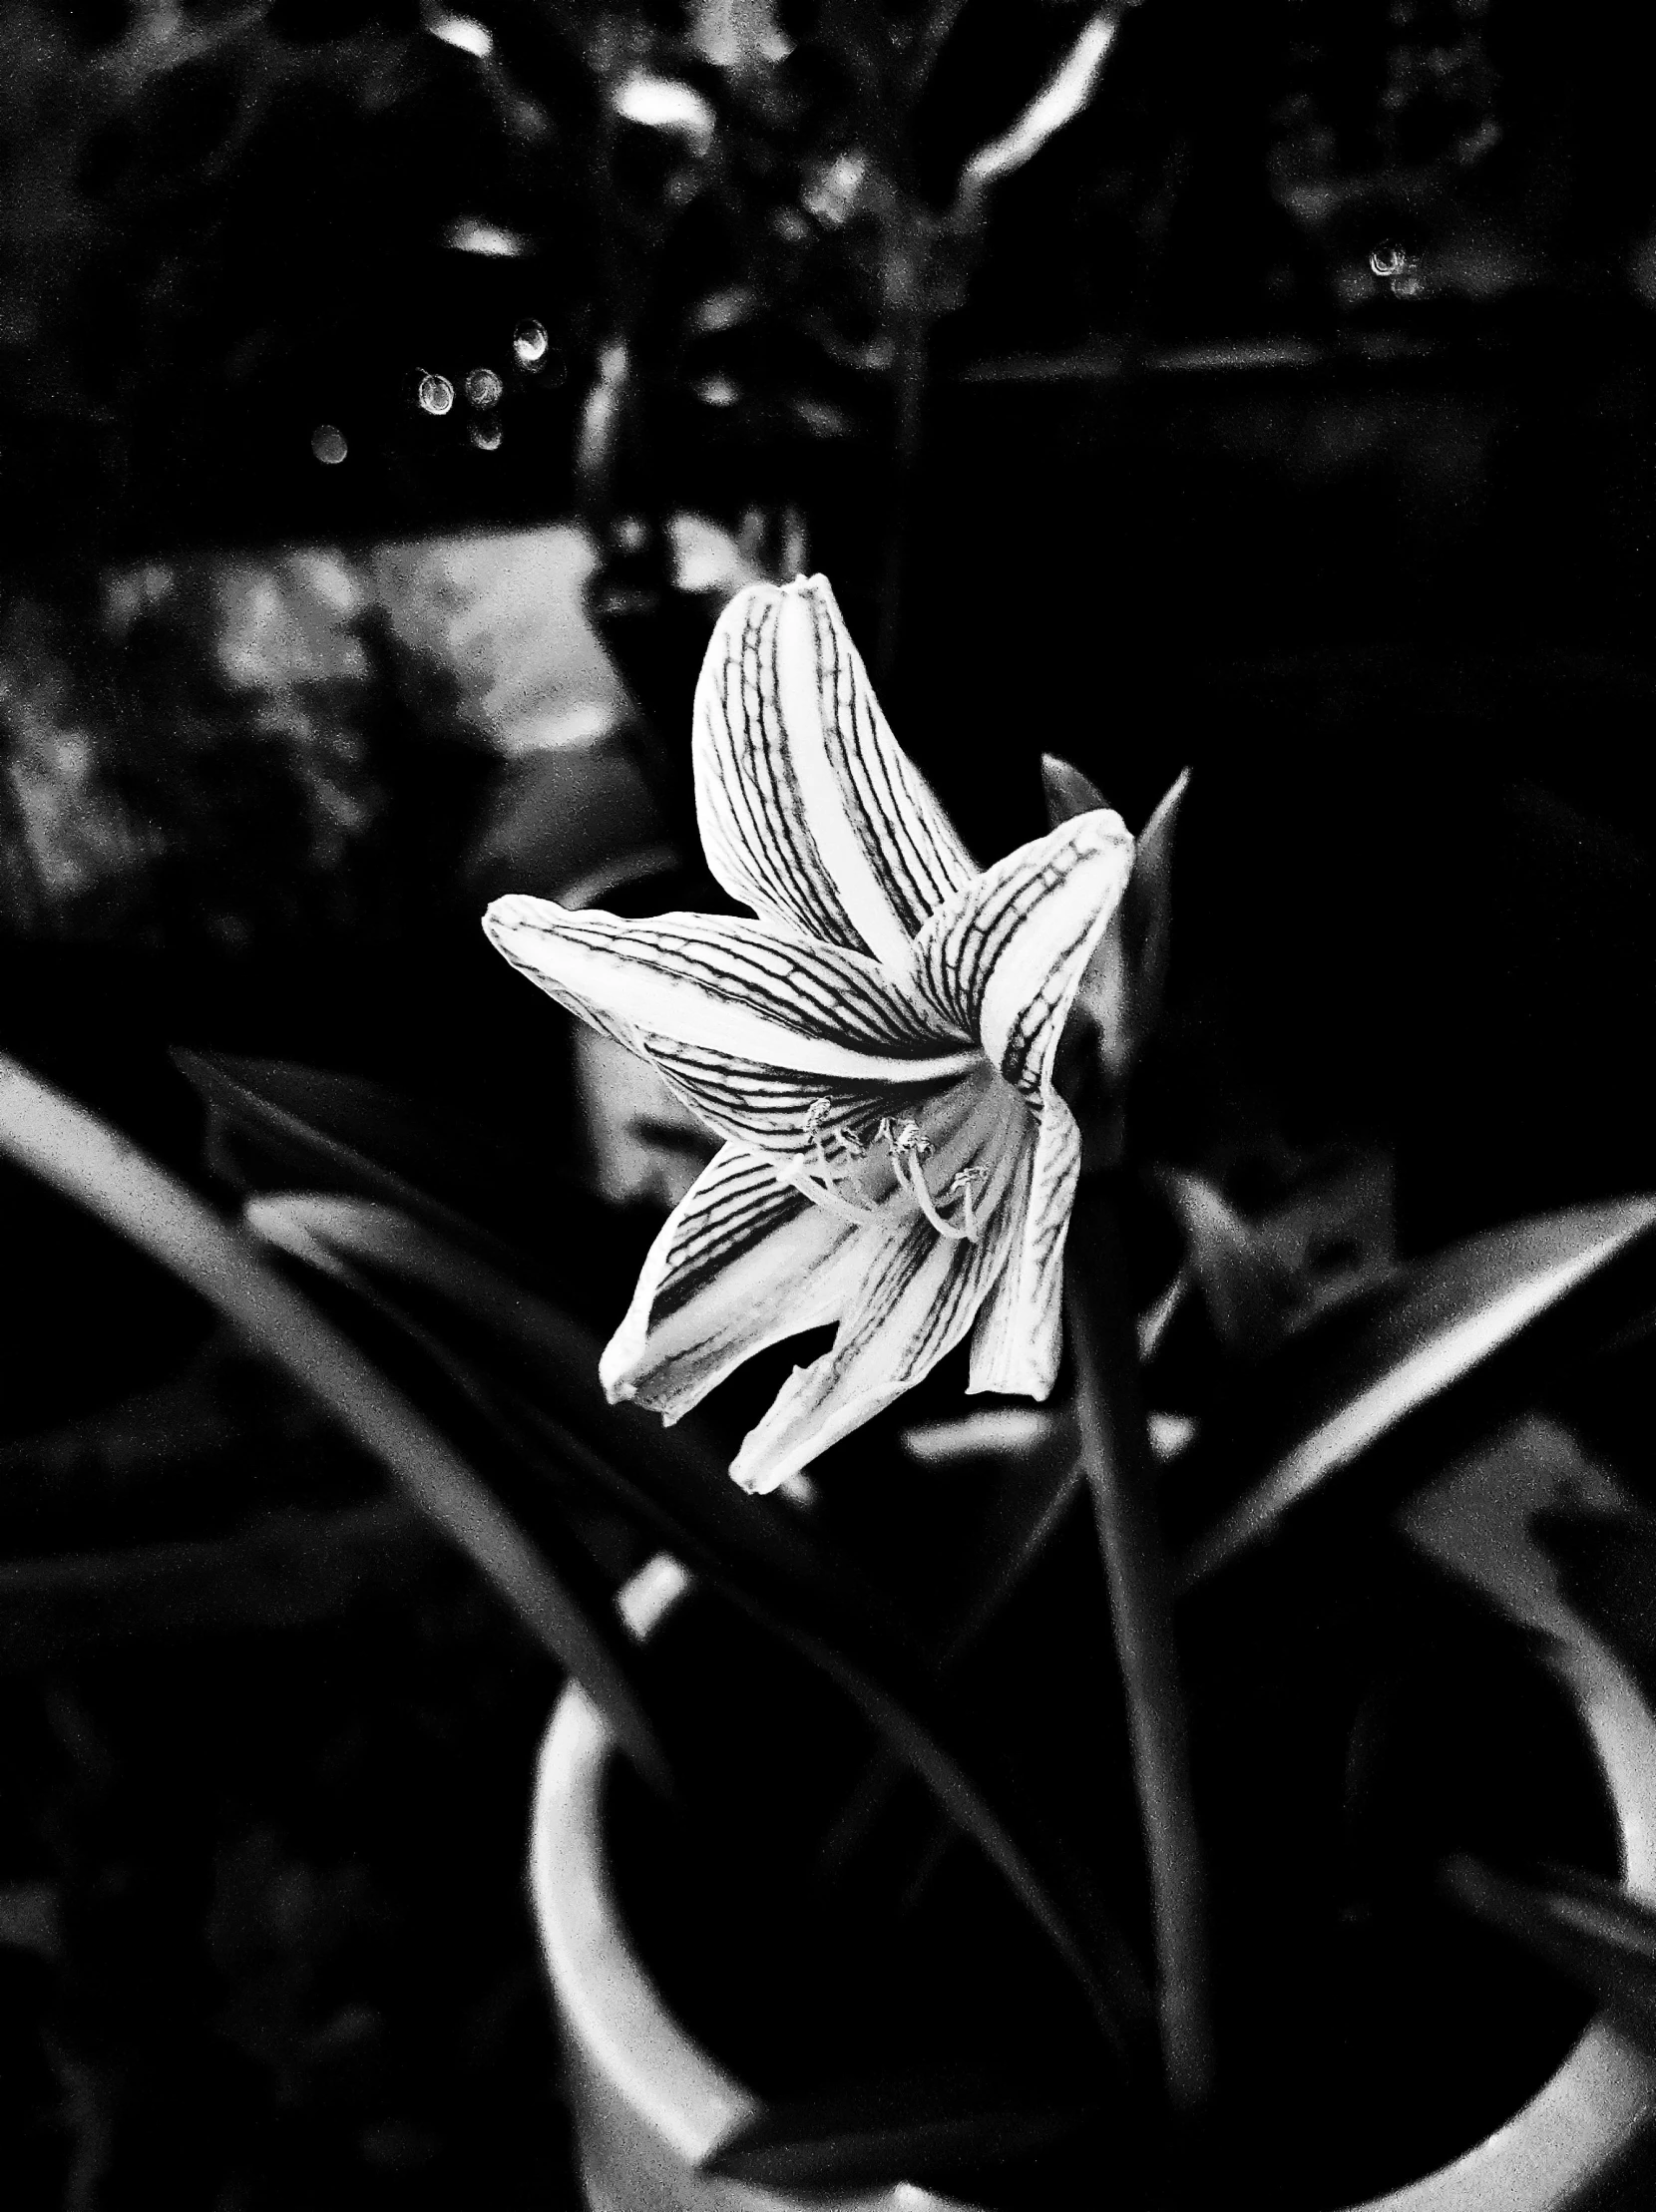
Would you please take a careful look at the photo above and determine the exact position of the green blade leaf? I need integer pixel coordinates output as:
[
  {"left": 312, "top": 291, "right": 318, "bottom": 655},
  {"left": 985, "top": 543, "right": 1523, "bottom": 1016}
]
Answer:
[
  {"left": 702, "top": 2070, "right": 1097, "bottom": 2190},
  {"left": 1174, "top": 1201, "right": 1656, "bottom": 1589},
  {"left": 0, "top": 1053, "right": 673, "bottom": 1794}
]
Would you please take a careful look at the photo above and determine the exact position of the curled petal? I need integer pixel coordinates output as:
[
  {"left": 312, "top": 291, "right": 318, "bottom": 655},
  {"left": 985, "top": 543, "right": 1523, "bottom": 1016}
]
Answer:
[
  {"left": 729, "top": 1214, "right": 1013, "bottom": 1493},
  {"left": 485, "top": 898, "right": 970, "bottom": 1080},
  {"left": 602, "top": 1142, "right": 875, "bottom": 1422},
  {"left": 912, "top": 812, "right": 1133, "bottom": 1107},
  {"left": 694, "top": 576, "right": 976, "bottom": 965},
  {"left": 968, "top": 1093, "right": 1080, "bottom": 1399},
  {"left": 728, "top": 1114, "right": 1027, "bottom": 1493}
]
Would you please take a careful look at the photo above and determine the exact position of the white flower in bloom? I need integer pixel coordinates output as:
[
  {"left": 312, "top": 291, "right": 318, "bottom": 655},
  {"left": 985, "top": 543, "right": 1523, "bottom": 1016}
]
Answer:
[{"left": 484, "top": 575, "right": 1132, "bottom": 1492}]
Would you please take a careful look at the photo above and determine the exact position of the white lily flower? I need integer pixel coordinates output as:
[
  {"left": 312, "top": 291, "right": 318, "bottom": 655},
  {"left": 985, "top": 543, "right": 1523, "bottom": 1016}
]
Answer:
[{"left": 484, "top": 575, "right": 1133, "bottom": 1493}]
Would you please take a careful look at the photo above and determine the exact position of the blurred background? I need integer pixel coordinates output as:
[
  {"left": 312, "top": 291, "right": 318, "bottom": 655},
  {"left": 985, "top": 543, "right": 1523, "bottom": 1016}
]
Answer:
[{"left": 5, "top": 0, "right": 1656, "bottom": 2202}]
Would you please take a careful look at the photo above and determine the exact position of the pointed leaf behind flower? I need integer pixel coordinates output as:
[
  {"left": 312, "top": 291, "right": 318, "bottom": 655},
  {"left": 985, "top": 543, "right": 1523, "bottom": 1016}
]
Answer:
[
  {"left": 1158, "top": 1166, "right": 1302, "bottom": 1364},
  {"left": 1124, "top": 769, "right": 1187, "bottom": 1035},
  {"left": 1174, "top": 1201, "right": 1656, "bottom": 1588},
  {"left": 1040, "top": 756, "right": 1187, "bottom": 1080},
  {"left": 1040, "top": 754, "right": 1108, "bottom": 829}
]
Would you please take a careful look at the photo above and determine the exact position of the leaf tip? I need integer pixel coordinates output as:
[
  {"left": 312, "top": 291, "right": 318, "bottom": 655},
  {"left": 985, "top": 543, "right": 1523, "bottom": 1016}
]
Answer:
[{"left": 1041, "top": 755, "right": 1109, "bottom": 830}]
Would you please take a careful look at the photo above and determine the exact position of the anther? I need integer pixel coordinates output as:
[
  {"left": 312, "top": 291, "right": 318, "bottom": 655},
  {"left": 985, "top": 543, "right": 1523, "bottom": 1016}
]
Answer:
[
  {"left": 784, "top": 1100, "right": 881, "bottom": 1221},
  {"left": 802, "top": 1097, "right": 860, "bottom": 1187},
  {"left": 894, "top": 1119, "right": 932, "bottom": 1162},
  {"left": 948, "top": 1167, "right": 986, "bottom": 1243},
  {"left": 905, "top": 1146, "right": 974, "bottom": 1242}
]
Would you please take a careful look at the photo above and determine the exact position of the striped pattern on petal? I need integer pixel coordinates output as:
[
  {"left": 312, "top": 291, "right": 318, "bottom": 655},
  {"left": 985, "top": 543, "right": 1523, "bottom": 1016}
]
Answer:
[
  {"left": 728, "top": 1124, "right": 1028, "bottom": 1493},
  {"left": 729, "top": 1210, "right": 1019, "bottom": 1494},
  {"left": 694, "top": 576, "right": 976, "bottom": 966},
  {"left": 641, "top": 1037, "right": 980, "bottom": 1167},
  {"left": 913, "top": 813, "right": 1133, "bottom": 1109},
  {"left": 485, "top": 898, "right": 972, "bottom": 1081},
  {"left": 600, "top": 1142, "right": 877, "bottom": 1423},
  {"left": 968, "top": 1095, "right": 1079, "bottom": 1399}
]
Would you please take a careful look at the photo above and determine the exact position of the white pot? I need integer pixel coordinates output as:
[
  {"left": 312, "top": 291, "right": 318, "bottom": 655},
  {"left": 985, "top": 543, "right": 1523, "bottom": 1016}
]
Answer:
[{"left": 531, "top": 1421, "right": 1656, "bottom": 2212}]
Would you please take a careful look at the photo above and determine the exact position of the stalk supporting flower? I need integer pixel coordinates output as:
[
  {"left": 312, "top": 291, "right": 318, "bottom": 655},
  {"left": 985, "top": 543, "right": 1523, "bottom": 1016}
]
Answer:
[
  {"left": 485, "top": 573, "right": 1134, "bottom": 1489},
  {"left": 1067, "top": 1182, "right": 1214, "bottom": 2113}
]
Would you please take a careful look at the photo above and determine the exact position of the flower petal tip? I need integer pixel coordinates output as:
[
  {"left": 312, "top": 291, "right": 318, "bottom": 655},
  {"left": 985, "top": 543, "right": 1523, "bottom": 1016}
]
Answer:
[{"left": 482, "top": 892, "right": 561, "bottom": 944}]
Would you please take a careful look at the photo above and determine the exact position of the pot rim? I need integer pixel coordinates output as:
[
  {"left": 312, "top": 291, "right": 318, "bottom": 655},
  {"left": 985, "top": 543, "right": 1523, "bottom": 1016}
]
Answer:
[{"left": 532, "top": 1420, "right": 1656, "bottom": 2212}]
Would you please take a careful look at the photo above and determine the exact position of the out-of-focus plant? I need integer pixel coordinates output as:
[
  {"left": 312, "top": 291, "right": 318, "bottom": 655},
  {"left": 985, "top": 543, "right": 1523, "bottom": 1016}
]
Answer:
[
  {"left": 0, "top": 0, "right": 599, "bottom": 534},
  {"left": 572, "top": 0, "right": 1134, "bottom": 667}
]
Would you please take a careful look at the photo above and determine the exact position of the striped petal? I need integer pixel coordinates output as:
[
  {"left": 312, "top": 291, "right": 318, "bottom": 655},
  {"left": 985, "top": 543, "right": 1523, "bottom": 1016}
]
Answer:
[
  {"left": 484, "top": 897, "right": 970, "bottom": 1080},
  {"left": 967, "top": 1093, "right": 1079, "bottom": 1398},
  {"left": 601, "top": 1142, "right": 876, "bottom": 1422},
  {"left": 911, "top": 812, "right": 1133, "bottom": 1108},
  {"left": 639, "top": 1039, "right": 977, "bottom": 1168},
  {"left": 728, "top": 1115, "right": 1028, "bottom": 1494},
  {"left": 913, "top": 817, "right": 1127, "bottom": 1401},
  {"left": 693, "top": 575, "right": 977, "bottom": 966}
]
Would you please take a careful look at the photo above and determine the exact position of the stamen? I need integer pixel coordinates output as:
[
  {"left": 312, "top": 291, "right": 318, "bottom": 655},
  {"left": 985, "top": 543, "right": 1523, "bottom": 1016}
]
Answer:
[
  {"left": 905, "top": 1145, "right": 973, "bottom": 1242},
  {"left": 773, "top": 1158, "right": 881, "bottom": 1225},
  {"left": 801, "top": 1098, "right": 863, "bottom": 1186},
  {"left": 895, "top": 1119, "right": 932, "bottom": 1163}
]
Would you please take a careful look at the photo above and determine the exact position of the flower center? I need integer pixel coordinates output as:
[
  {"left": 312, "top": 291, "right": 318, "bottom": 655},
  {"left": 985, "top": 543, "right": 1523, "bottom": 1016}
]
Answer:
[{"left": 781, "top": 1102, "right": 983, "bottom": 1242}]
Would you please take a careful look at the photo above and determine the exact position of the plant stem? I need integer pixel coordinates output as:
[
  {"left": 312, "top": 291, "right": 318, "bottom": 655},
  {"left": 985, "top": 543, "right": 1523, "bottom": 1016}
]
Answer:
[{"left": 1066, "top": 1178, "right": 1214, "bottom": 2112}]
